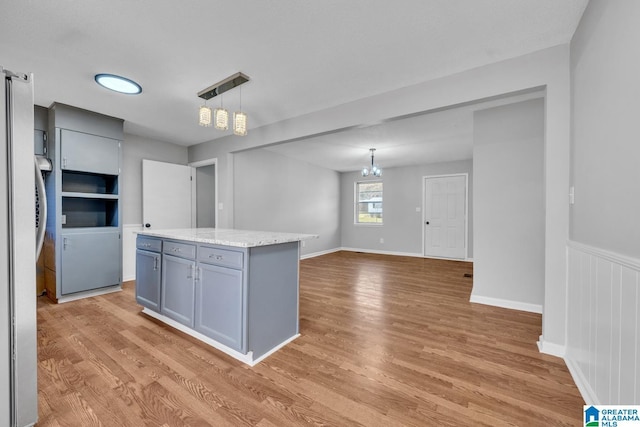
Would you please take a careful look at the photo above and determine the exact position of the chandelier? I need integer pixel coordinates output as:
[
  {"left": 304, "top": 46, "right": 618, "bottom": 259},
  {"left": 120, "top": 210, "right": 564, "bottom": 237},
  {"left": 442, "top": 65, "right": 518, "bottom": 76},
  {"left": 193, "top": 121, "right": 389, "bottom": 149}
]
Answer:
[
  {"left": 198, "top": 72, "right": 249, "bottom": 136},
  {"left": 361, "top": 148, "right": 382, "bottom": 177}
]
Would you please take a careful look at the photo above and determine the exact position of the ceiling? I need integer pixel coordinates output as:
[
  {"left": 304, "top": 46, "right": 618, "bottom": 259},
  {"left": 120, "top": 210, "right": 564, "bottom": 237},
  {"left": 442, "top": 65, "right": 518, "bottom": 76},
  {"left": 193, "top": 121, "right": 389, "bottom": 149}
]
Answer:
[
  {"left": 1, "top": 1, "right": 587, "bottom": 166},
  {"left": 263, "top": 91, "right": 543, "bottom": 172}
]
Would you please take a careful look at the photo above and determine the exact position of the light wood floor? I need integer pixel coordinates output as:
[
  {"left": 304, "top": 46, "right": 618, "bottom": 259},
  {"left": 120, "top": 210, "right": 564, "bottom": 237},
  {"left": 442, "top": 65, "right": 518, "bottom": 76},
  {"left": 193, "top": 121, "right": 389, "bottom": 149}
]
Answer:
[{"left": 35, "top": 251, "right": 583, "bottom": 426}]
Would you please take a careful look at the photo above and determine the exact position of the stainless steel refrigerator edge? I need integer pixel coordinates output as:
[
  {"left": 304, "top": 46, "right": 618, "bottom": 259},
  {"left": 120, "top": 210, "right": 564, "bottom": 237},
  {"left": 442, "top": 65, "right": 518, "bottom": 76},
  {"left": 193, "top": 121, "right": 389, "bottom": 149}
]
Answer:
[{"left": 1, "top": 67, "right": 38, "bottom": 426}]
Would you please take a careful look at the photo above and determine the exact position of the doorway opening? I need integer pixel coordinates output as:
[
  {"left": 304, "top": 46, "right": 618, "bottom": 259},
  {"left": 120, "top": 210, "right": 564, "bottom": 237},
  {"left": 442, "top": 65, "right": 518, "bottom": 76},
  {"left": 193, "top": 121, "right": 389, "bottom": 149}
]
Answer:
[{"left": 190, "top": 158, "right": 218, "bottom": 228}]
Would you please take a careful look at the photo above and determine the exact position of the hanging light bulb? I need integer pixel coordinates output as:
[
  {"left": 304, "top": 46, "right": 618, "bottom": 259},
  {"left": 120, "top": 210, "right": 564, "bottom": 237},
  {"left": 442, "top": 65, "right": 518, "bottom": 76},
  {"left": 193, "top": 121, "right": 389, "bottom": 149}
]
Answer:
[
  {"left": 233, "top": 112, "right": 247, "bottom": 136},
  {"left": 214, "top": 94, "right": 229, "bottom": 130},
  {"left": 199, "top": 104, "right": 212, "bottom": 127},
  {"left": 214, "top": 108, "right": 229, "bottom": 130},
  {"left": 233, "top": 85, "right": 248, "bottom": 136}
]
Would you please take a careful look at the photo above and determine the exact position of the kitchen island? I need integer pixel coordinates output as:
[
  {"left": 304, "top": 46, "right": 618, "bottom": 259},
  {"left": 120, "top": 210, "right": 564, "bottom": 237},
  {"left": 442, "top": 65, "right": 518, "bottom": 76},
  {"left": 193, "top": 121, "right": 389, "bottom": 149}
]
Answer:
[{"left": 135, "top": 228, "right": 317, "bottom": 365}]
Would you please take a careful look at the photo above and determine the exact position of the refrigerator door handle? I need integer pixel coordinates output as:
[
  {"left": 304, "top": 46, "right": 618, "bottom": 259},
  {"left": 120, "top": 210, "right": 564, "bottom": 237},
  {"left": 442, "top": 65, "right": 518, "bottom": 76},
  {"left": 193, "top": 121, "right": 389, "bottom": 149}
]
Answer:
[{"left": 35, "top": 157, "right": 46, "bottom": 258}]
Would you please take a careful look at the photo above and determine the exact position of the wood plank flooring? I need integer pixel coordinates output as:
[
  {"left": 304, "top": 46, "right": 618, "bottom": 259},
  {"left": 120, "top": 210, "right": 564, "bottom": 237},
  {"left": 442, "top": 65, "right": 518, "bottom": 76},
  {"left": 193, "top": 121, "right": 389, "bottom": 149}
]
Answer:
[{"left": 35, "top": 251, "right": 584, "bottom": 426}]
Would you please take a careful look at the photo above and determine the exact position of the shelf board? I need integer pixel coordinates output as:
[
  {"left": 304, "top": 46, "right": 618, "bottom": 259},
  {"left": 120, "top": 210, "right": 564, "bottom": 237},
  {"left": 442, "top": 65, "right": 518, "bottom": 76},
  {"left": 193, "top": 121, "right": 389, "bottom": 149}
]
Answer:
[
  {"left": 61, "top": 192, "right": 119, "bottom": 200},
  {"left": 60, "top": 226, "right": 120, "bottom": 233}
]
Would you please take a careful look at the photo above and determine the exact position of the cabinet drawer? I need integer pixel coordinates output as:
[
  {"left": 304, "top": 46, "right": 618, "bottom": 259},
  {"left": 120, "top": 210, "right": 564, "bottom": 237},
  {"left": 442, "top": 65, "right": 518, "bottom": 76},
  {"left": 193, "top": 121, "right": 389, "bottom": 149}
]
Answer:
[
  {"left": 198, "top": 246, "right": 244, "bottom": 269},
  {"left": 163, "top": 240, "right": 196, "bottom": 259},
  {"left": 137, "top": 236, "right": 162, "bottom": 252}
]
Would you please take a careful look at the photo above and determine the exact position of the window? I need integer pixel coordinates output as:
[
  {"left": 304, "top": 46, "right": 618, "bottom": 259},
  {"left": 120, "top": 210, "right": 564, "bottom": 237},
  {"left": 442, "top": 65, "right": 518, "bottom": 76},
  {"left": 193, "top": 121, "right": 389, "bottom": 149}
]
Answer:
[{"left": 355, "top": 181, "right": 383, "bottom": 224}]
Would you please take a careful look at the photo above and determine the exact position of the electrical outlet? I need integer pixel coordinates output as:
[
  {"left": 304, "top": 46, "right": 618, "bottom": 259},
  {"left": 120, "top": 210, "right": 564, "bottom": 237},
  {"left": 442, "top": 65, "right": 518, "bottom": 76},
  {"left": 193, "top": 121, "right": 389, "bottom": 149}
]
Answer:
[
  {"left": 61, "top": 214, "right": 66, "bottom": 225},
  {"left": 302, "top": 240, "right": 306, "bottom": 248},
  {"left": 380, "top": 238, "right": 384, "bottom": 244}
]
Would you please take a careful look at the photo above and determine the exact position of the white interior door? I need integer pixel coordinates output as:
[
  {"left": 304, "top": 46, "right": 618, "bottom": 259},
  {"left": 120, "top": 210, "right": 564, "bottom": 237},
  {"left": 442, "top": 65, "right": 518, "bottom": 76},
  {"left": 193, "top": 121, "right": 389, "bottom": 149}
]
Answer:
[
  {"left": 142, "top": 159, "right": 195, "bottom": 230},
  {"left": 424, "top": 174, "right": 467, "bottom": 259}
]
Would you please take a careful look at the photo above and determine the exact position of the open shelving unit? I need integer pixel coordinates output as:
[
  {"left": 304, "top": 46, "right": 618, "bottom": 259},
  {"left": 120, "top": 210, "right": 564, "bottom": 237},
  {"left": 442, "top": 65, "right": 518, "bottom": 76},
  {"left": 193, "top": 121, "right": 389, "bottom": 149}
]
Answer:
[
  {"left": 61, "top": 170, "right": 119, "bottom": 228},
  {"left": 44, "top": 103, "right": 124, "bottom": 302}
]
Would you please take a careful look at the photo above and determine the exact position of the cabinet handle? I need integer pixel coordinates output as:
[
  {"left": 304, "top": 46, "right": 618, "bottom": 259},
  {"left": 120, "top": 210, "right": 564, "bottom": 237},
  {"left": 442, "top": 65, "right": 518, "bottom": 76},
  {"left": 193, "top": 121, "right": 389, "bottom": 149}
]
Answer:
[
  {"left": 187, "top": 264, "right": 194, "bottom": 279},
  {"left": 210, "top": 254, "right": 223, "bottom": 260},
  {"left": 195, "top": 268, "right": 201, "bottom": 282},
  {"left": 153, "top": 257, "right": 158, "bottom": 271},
  {"left": 62, "top": 157, "right": 67, "bottom": 168},
  {"left": 173, "top": 247, "right": 182, "bottom": 252},
  {"left": 63, "top": 237, "right": 68, "bottom": 250}
]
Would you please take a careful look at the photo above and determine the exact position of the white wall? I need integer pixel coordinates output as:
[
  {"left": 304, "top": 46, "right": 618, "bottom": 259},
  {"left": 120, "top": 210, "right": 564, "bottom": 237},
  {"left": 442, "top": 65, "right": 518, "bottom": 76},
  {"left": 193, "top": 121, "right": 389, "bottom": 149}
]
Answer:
[
  {"left": 471, "top": 98, "right": 545, "bottom": 312},
  {"left": 233, "top": 149, "right": 341, "bottom": 256},
  {"left": 189, "top": 45, "right": 571, "bottom": 351},
  {"left": 565, "top": 1, "right": 640, "bottom": 404},
  {"left": 340, "top": 160, "right": 473, "bottom": 257},
  {"left": 570, "top": 2, "right": 640, "bottom": 259}
]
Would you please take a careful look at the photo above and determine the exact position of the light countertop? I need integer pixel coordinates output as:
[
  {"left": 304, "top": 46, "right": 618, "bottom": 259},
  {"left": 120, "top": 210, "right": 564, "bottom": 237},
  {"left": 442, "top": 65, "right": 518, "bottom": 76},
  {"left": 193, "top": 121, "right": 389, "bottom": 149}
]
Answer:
[{"left": 137, "top": 228, "right": 318, "bottom": 248}]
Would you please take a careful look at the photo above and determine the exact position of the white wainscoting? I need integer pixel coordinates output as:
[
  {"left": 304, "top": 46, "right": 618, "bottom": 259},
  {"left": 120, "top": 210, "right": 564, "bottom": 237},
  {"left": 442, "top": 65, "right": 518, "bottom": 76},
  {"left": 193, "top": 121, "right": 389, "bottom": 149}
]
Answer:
[
  {"left": 566, "top": 241, "right": 640, "bottom": 405},
  {"left": 123, "top": 224, "right": 143, "bottom": 282}
]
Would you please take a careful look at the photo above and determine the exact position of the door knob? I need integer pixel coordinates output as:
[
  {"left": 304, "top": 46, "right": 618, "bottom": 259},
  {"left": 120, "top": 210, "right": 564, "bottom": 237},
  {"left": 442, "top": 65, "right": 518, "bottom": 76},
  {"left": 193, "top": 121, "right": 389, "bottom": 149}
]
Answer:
[{"left": 145, "top": 223, "right": 151, "bottom": 228}]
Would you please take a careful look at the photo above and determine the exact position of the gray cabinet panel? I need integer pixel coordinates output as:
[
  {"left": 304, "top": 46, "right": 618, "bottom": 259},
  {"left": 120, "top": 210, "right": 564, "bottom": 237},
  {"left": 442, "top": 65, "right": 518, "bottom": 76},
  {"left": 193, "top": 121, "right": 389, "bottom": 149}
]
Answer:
[
  {"left": 137, "top": 236, "right": 162, "bottom": 252},
  {"left": 60, "top": 129, "right": 119, "bottom": 175},
  {"left": 247, "top": 242, "right": 299, "bottom": 359},
  {"left": 135, "top": 249, "right": 161, "bottom": 311},
  {"left": 196, "top": 264, "right": 244, "bottom": 352},
  {"left": 161, "top": 254, "right": 195, "bottom": 327},
  {"left": 163, "top": 240, "right": 196, "bottom": 259},
  {"left": 198, "top": 246, "right": 243, "bottom": 269},
  {"left": 60, "top": 231, "right": 120, "bottom": 295}
]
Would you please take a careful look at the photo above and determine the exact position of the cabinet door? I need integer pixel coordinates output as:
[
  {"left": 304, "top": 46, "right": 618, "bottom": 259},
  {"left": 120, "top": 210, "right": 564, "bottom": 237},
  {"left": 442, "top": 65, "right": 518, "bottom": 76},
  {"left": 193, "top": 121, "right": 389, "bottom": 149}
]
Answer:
[
  {"left": 60, "top": 129, "right": 120, "bottom": 175},
  {"left": 61, "top": 231, "right": 121, "bottom": 295},
  {"left": 135, "top": 249, "right": 161, "bottom": 311},
  {"left": 161, "top": 254, "right": 196, "bottom": 327},
  {"left": 196, "top": 263, "right": 244, "bottom": 352}
]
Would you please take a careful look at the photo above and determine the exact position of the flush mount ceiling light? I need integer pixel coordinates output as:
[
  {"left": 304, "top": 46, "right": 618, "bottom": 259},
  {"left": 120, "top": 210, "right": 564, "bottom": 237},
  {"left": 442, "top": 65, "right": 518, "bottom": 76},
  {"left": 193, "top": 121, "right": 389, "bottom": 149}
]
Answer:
[
  {"left": 197, "top": 72, "right": 249, "bottom": 136},
  {"left": 94, "top": 73, "right": 142, "bottom": 95},
  {"left": 361, "top": 148, "right": 382, "bottom": 177}
]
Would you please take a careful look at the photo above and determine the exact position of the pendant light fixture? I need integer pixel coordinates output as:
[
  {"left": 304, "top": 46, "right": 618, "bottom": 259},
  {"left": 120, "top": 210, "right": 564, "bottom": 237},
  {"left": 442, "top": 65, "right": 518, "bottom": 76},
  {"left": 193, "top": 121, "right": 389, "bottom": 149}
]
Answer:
[
  {"left": 214, "top": 95, "right": 229, "bottom": 130},
  {"left": 199, "top": 102, "right": 212, "bottom": 127},
  {"left": 361, "top": 148, "right": 382, "bottom": 177},
  {"left": 197, "top": 72, "right": 249, "bottom": 136},
  {"left": 233, "top": 85, "right": 247, "bottom": 136}
]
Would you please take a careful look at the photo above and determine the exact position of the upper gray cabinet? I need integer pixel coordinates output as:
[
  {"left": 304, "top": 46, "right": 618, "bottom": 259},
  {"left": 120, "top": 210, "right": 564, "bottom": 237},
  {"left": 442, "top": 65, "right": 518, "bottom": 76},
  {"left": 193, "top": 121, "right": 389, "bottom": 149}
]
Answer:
[{"left": 60, "top": 129, "right": 120, "bottom": 175}]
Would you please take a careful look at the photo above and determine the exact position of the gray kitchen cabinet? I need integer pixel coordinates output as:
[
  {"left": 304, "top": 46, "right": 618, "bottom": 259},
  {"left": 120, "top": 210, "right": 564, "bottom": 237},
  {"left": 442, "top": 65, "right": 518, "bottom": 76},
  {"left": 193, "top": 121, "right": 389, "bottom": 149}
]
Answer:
[
  {"left": 60, "top": 129, "right": 120, "bottom": 175},
  {"left": 60, "top": 230, "right": 120, "bottom": 295},
  {"left": 136, "top": 230, "right": 309, "bottom": 365},
  {"left": 44, "top": 103, "right": 124, "bottom": 302},
  {"left": 161, "top": 242, "right": 196, "bottom": 327},
  {"left": 196, "top": 262, "right": 244, "bottom": 352},
  {"left": 135, "top": 236, "right": 162, "bottom": 311}
]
